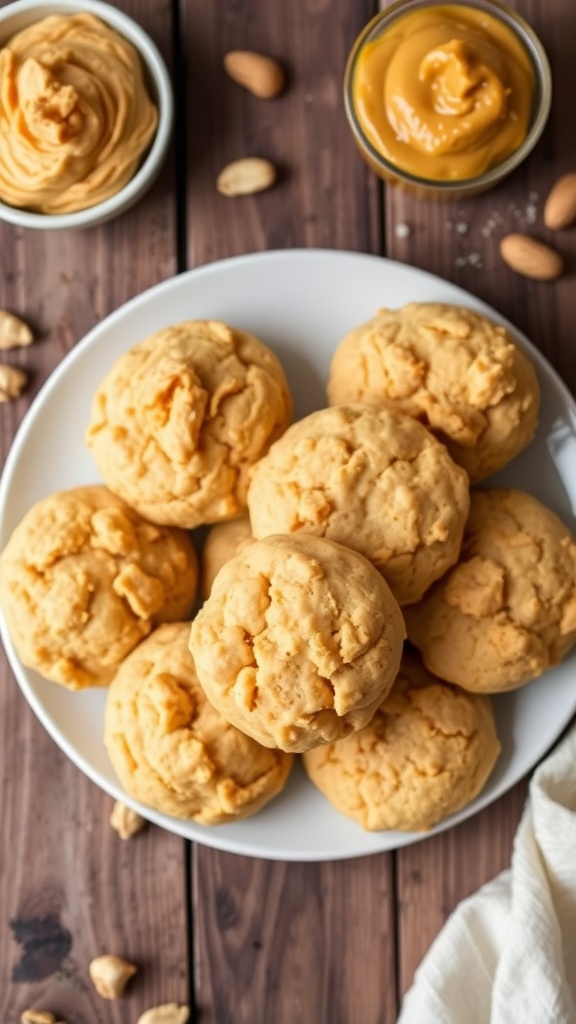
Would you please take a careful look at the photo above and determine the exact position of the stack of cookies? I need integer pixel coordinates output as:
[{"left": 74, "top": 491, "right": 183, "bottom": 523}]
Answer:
[{"left": 2, "top": 305, "right": 575, "bottom": 834}]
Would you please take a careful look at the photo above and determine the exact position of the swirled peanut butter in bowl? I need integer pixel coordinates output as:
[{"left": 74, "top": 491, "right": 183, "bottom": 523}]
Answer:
[
  {"left": 0, "top": 12, "right": 157, "bottom": 213},
  {"left": 0, "top": 0, "right": 173, "bottom": 229},
  {"left": 344, "top": 0, "right": 551, "bottom": 199}
]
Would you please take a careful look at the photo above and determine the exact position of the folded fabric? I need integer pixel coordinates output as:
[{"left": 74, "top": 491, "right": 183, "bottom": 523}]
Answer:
[{"left": 398, "top": 720, "right": 576, "bottom": 1024}]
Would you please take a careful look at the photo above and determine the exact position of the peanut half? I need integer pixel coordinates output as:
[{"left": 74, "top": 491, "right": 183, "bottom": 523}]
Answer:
[
  {"left": 20, "top": 1013, "right": 63, "bottom": 1024},
  {"left": 544, "top": 172, "right": 576, "bottom": 230},
  {"left": 224, "top": 50, "right": 285, "bottom": 99},
  {"left": 216, "top": 157, "right": 277, "bottom": 197},
  {"left": 0, "top": 311, "right": 33, "bottom": 350},
  {"left": 89, "top": 954, "right": 137, "bottom": 999},
  {"left": 137, "top": 1004, "right": 190, "bottom": 1024},
  {"left": 0, "top": 364, "right": 27, "bottom": 401},
  {"left": 110, "top": 800, "right": 147, "bottom": 840},
  {"left": 499, "top": 233, "right": 564, "bottom": 281}
]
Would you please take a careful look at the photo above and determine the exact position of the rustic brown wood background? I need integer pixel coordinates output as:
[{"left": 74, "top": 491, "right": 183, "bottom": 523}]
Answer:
[{"left": 0, "top": 0, "right": 575, "bottom": 1021}]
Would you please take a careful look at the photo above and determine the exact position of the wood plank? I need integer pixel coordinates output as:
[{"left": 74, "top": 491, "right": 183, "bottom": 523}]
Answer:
[
  {"left": 387, "top": 0, "right": 576, "bottom": 997},
  {"left": 194, "top": 852, "right": 397, "bottom": 1024},
  {"left": 182, "top": 0, "right": 381, "bottom": 261},
  {"left": 0, "top": 2, "right": 189, "bottom": 1019},
  {"left": 181, "top": 1, "right": 397, "bottom": 1021}
]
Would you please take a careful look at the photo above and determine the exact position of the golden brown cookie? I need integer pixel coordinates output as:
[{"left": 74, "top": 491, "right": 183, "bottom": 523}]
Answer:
[
  {"left": 327, "top": 303, "right": 539, "bottom": 483},
  {"left": 105, "top": 623, "right": 293, "bottom": 824},
  {"left": 405, "top": 488, "right": 576, "bottom": 692},
  {"left": 189, "top": 534, "right": 406, "bottom": 753},
  {"left": 86, "top": 320, "right": 292, "bottom": 527},
  {"left": 201, "top": 515, "right": 253, "bottom": 599},
  {"left": 303, "top": 651, "right": 500, "bottom": 831},
  {"left": 247, "top": 404, "right": 470, "bottom": 605},
  {"left": 0, "top": 486, "right": 198, "bottom": 689}
]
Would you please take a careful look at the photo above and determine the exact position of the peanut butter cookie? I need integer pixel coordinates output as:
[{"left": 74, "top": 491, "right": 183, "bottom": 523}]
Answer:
[
  {"left": 86, "top": 320, "right": 292, "bottom": 527},
  {"left": 405, "top": 489, "right": 576, "bottom": 692},
  {"left": 105, "top": 623, "right": 293, "bottom": 823},
  {"left": 0, "top": 486, "right": 198, "bottom": 689},
  {"left": 247, "top": 404, "right": 469, "bottom": 605},
  {"left": 303, "top": 651, "right": 500, "bottom": 831},
  {"left": 189, "top": 534, "right": 405, "bottom": 753},
  {"left": 201, "top": 515, "right": 253, "bottom": 599},
  {"left": 327, "top": 303, "right": 539, "bottom": 483}
]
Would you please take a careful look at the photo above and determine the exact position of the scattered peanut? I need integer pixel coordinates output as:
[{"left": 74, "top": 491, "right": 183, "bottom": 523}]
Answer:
[
  {"left": 137, "top": 1004, "right": 190, "bottom": 1024},
  {"left": 499, "top": 233, "right": 564, "bottom": 281},
  {"left": 20, "top": 1013, "right": 58, "bottom": 1024},
  {"left": 544, "top": 172, "right": 576, "bottom": 230},
  {"left": 110, "top": 800, "right": 147, "bottom": 840},
  {"left": 224, "top": 50, "right": 285, "bottom": 99},
  {"left": 0, "top": 364, "right": 28, "bottom": 402},
  {"left": 89, "top": 953, "right": 137, "bottom": 999},
  {"left": 216, "top": 157, "right": 277, "bottom": 197},
  {"left": 0, "top": 310, "right": 33, "bottom": 350}
]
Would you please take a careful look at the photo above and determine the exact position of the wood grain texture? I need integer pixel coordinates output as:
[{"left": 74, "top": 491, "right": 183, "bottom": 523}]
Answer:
[
  {"left": 0, "top": 2, "right": 189, "bottom": 1020},
  {"left": 181, "top": 1, "right": 398, "bottom": 1021},
  {"left": 385, "top": 0, "right": 576, "bottom": 999},
  {"left": 183, "top": 0, "right": 381, "bottom": 262},
  {"left": 194, "top": 852, "right": 397, "bottom": 1024}
]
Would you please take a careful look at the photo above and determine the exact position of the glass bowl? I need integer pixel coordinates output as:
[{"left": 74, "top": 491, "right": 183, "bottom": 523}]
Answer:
[{"left": 343, "top": 0, "right": 552, "bottom": 200}]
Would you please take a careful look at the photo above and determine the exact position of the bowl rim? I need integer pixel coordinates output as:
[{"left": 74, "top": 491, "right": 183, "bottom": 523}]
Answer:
[
  {"left": 0, "top": 0, "right": 174, "bottom": 229},
  {"left": 343, "top": 0, "right": 552, "bottom": 192}
]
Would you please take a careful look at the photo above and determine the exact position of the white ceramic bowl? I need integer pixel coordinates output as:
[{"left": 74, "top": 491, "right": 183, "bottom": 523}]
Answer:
[{"left": 0, "top": 0, "right": 173, "bottom": 230}]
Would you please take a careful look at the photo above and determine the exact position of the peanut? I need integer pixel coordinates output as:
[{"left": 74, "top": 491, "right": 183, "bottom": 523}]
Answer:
[
  {"left": 544, "top": 172, "right": 576, "bottom": 230},
  {"left": 21, "top": 1013, "right": 58, "bottom": 1024},
  {"left": 137, "top": 1004, "right": 190, "bottom": 1024},
  {"left": 216, "top": 157, "right": 276, "bottom": 197},
  {"left": 110, "top": 800, "right": 147, "bottom": 840},
  {"left": 223, "top": 50, "right": 284, "bottom": 99},
  {"left": 89, "top": 954, "right": 137, "bottom": 999},
  {"left": 499, "top": 233, "right": 564, "bottom": 281},
  {"left": 0, "top": 364, "right": 27, "bottom": 401},
  {"left": 0, "top": 310, "right": 33, "bottom": 350}
]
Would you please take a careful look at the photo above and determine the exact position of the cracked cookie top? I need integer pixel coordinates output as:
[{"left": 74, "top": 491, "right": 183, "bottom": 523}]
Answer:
[
  {"left": 189, "top": 533, "right": 406, "bottom": 753},
  {"left": 247, "top": 404, "right": 469, "bottom": 605},
  {"left": 86, "top": 320, "right": 293, "bottom": 528},
  {"left": 0, "top": 486, "right": 198, "bottom": 689},
  {"left": 105, "top": 623, "right": 293, "bottom": 823},
  {"left": 404, "top": 488, "right": 576, "bottom": 692},
  {"left": 327, "top": 303, "right": 540, "bottom": 483},
  {"left": 303, "top": 650, "right": 501, "bottom": 832}
]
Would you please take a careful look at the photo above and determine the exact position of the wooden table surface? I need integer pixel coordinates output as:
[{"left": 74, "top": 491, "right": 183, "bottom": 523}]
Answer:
[{"left": 1, "top": 1, "right": 575, "bottom": 1021}]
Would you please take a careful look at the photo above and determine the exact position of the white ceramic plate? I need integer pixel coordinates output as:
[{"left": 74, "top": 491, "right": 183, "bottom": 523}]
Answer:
[{"left": 1, "top": 249, "right": 576, "bottom": 862}]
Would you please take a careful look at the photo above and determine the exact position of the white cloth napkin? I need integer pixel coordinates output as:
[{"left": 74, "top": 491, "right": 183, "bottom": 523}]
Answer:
[{"left": 398, "top": 721, "right": 576, "bottom": 1024}]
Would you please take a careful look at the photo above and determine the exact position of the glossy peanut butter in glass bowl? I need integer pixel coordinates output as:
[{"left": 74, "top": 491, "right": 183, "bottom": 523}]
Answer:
[{"left": 344, "top": 0, "right": 551, "bottom": 199}]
